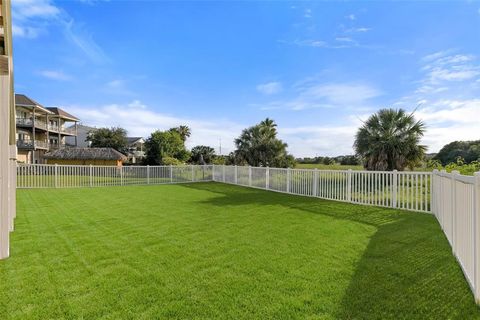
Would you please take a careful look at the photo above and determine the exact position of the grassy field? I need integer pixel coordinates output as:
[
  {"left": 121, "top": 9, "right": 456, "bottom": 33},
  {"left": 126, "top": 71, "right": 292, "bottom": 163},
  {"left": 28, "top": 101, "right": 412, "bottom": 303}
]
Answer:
[{"left": 1, "top": 183, "right": 479, "bottom": 319}]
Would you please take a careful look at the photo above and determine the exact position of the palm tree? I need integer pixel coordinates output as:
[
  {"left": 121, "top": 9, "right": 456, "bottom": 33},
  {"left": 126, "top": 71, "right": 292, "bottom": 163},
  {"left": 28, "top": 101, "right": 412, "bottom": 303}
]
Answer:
[
  {"left": 170, "top": 125, "right": 191, "bottom": 142},
  {"left": 354, "top": 108, "right": 426, "bottom": 171}
]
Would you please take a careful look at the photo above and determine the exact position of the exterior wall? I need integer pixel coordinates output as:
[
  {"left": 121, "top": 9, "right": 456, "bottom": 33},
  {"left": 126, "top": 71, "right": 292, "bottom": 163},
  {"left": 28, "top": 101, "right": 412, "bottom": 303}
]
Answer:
[
  {"left": 66, "top": 125, "right": 94, "bottom": 147},
  {"left": 45, "top": 159, "right": 122, "bottom": 166},
  {"left": 16, "top": 150, "right": 30, "bottom": 164},
  {"left": 1, "top": 0, "right": 15, "bottom": 259}
]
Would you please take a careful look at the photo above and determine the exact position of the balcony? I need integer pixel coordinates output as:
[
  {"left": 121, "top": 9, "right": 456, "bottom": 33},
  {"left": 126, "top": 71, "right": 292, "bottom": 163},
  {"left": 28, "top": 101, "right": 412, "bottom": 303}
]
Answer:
[
  {"left": 61, "top": 126, "right": 76, "bottom": 135},
  {"left": 16, "top": 140, "right": 49, "bottom": 150},
  {"left": 48, "top": 143, "right": 66, "bottom": 150},
  {"left": 16, "top": 117, "right": 48, "bottom": 130}
]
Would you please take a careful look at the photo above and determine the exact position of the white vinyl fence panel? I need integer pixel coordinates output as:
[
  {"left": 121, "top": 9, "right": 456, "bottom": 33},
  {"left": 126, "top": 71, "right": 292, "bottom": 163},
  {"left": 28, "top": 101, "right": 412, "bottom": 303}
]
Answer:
[
  {"left": 212, "top": 165, "right": 432, "bottom": 213},
  {"left": 431, "top": 170, "right": 480, "bottom": 302}
]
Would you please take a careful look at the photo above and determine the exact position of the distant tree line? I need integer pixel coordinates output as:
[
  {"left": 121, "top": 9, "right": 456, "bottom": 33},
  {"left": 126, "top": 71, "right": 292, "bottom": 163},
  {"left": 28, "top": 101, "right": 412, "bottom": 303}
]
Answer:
[{"left": 296, "top": 155, "right": 361, "bottom": 166}]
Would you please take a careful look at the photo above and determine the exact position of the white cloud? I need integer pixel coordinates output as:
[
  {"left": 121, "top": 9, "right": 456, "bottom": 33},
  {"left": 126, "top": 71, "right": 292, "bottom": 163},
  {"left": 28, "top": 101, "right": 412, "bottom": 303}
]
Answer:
[
  {"left": 346, "top": 14, "right": 356, "bottom": 20},
  {"left": 56, "top": 100, "right": 245, "bottom": 155},
  {"left": 38, "top": 70, "right": 72, "bottom": 81},
  {"left": 254, "top": 82, "right": 381, "bottom": 111},
  {"left": 12, "top": 0, "right": 109, "bottom": 64},
  {"left": 417, "top": 99, "right": 480, "bottom": 152},
  {"left": 346, "top": 27, "right": 371, "bottom": 33},
  {"left": 256, "top": 82, "right": 282, "bottom": 95},
  {"left": 304, "top": 9, "right": 312, "bottom": 18}
]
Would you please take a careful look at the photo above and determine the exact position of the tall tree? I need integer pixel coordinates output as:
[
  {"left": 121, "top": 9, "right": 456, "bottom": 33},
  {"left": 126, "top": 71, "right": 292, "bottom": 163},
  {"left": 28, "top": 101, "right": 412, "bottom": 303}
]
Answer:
[
  {"left": 190, "top": 145, "right": 216, "bottom": 164},
  {"left": 169, "top": 125, "right": 191, "bottom": 142},
  {"left": 234, "top": 118, "right": 294, "bottom": 167},
  {"left": 145, "top": 130, "right": 190, "bottom": 165},
  {"left": 433, "top": 140, "right": 480, "bottom": 165},
  {"left": 354, "top": 108, "right": 426, "bottom": 171},
  {"left": 86, "top": 127, "right": 128, "bottom": 153}
]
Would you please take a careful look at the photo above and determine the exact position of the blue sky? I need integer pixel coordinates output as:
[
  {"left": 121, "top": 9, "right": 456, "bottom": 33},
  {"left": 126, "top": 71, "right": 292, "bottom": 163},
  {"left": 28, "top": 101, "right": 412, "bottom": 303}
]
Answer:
[{"left": 11, "top": 0, "right": 480, "bottom": 157}]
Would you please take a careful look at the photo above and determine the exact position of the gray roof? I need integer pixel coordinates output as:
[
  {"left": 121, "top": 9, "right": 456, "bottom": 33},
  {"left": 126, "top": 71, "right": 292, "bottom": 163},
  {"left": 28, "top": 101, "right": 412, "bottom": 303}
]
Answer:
[
  {"left": 44, "top": 148, "right": 127, "bottom": 161},
  {"left": 126, "top": 137, "right": 144, "bottom": 144},
  {"left": 15, "top": 94, "right": 52, "bottom": 114},
  {"left": 47, "top": 107, "right": 80, "bottom": 121}
]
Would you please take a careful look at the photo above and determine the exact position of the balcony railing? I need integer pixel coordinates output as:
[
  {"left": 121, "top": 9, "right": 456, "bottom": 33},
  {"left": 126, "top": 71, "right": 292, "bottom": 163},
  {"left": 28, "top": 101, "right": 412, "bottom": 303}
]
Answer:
[
  {"left": 16, "top": 140, "right": 49, "bottom": 150},
  {"left": 16, "top": 117, "right": 33, "bottom": 126},
  {"left": 61, "top": 126, "right": 76, "bottom": 135},
  {"left": 16, "top": 118, "right": 47, "bottom": 130}
]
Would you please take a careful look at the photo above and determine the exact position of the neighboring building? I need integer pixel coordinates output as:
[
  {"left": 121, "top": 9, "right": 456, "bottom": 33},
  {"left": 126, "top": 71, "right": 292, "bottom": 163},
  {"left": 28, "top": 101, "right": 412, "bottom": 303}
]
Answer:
[
  {"left": 126, "top": 137, "right": 145, "bottom": 164},
  {"left": 66, "top": 124, "right": 97, "bottom": 148},
  {"left": 15, "top": 94, "right": 79, "bottom": 164},
  {"left": 1, "top": 0, "right": 16, "bottom": 259},
  {"left": 44, "top": 147, "right": 127, "bottom": 166}
]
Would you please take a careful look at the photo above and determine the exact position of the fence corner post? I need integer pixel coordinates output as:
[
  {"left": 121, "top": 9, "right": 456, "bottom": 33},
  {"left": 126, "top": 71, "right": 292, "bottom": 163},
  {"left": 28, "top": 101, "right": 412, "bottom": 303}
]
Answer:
[
  {"left": 266, "top": 166, "right": 270, "bottom": 190},
  {"left": 347, "top": 169, "right": 352, "bottom": 202},
  {"left": 248, "top": 166, "right": 252, "bottom": 186},
  {"left": 313, "top": 168, "right": 318, "bottom": 197},
  {"left": 392, "top": 170, "right": 398, "bottom": 208},
  {"left": 222, "top": 165, "right": 226, "bottom": 183},
  {"left": 287, "top": 167, "right": 291, "bottom": 193},
  {"left": 234, "top": 165, "right": 238, "bottom": 184},
  {"left": 191, "top": 164, "right": 194, "bottom": 182},
  {"left": 89, "top": 164, "right": 93, "bottom": 187},
  {"left": 212, "top": 164, "right": 215, "bottom": 181},
  {"left": 170, "top": 165, "right": 173, "bottom": 183},
  {"left": 54, "top": 164, "right": 58, "bottom": 188},
  {"left": 147, "top": 165, "right": 150, "bottom": 184},
  {"left": 473, "top": 171, "right": 480, "bottom": 303},
  {"left": 451, "top": 170, "right": 459, "bottom": 252},
  {"left": 431, "top": 169, "right": 438, "bottom": 215}
]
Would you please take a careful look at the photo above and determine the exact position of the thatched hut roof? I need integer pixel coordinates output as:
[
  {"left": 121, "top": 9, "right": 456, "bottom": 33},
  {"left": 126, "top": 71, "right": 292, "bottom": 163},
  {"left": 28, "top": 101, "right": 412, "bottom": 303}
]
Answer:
[{"left": 44, "top": 148, "right": 127, "bottom": 161}]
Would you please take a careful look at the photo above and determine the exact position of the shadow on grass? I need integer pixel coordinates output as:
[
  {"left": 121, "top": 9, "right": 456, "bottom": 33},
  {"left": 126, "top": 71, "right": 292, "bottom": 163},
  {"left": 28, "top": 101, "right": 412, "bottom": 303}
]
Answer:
[{"left": 182, "top": 182, "right": 480, "bottom": 319}]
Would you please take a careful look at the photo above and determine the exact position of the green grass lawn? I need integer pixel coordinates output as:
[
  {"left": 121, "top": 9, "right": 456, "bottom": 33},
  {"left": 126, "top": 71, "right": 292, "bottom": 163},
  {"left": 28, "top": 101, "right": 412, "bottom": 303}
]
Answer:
[{"left": 1, "top": 183, "right": 479, "bottom": 319}]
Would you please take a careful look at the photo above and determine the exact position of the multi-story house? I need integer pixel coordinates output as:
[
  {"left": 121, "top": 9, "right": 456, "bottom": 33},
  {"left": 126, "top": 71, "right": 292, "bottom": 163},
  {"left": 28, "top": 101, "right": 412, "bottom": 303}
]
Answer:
[{"left": 15, "top": 94, "right": 80, "bottom": 164}]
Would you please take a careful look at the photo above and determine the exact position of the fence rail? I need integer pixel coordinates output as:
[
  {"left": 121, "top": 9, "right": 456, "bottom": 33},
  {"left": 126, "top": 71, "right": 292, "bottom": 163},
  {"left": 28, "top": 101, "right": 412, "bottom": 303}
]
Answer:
[{"left": 15, "top": 163, "right": 480, "bottom": 303}]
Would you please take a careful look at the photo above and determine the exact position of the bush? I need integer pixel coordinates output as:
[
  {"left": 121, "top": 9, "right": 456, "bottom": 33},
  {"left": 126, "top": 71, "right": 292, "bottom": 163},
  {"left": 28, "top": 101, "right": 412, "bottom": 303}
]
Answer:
[{"left": 161, "top": 156, "right": 183, "bottom": 166}]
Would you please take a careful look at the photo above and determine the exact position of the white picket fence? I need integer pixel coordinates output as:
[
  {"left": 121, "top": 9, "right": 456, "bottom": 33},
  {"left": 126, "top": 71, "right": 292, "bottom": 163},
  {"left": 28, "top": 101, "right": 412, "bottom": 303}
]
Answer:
[
  {"left": 15, "top": 163, "right": 480, "bottom": 302},
  {"left": 212, "top": 165, "right": 432, "bottom": 212},
  {"left": 16, "top": 164, "right": 213, "bottom": 188}
]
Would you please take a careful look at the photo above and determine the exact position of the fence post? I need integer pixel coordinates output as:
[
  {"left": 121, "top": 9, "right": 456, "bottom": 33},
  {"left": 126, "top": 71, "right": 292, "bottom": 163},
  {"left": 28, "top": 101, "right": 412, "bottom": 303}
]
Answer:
[
  {"left": 234, "top": 165, "right": 238, "bottom": 184},
  {"left": 451, "top": 170, "right": 459, "bottom": 252},
  {"left": 313, "top": 168, "right": 318, "bottom": 197},
  {"left": 222, "top": 165, "right": 226, "bottom": 183},
  {"left": 212, "top": 164, "right": 215, "bottom": 181},
  {"left": 89, "top": 164, "right": 93, "bottom": 187},
  {"left": 191, "top": 165, "right": 194, "bottom": 182},
  {"left": 120, "top": 166, "right": 124, "bottom": 186},
  {"left": 347, "top": 169, "right": 352, "bottom": 202},
  {"left": 287, "top": 167, "right": 291, "bottom": 193},
  {"left": 474, "top": 172, "right": 480, "bottom": 303},
  {"left": 392, "top": 170, "right": 398, "bottom": 208},
  {"left": 248, "top": 166, "right": 252, "bottom": 186},
  {"left": 54, "top": 164, "right": 58, "bottom": 188},
  {"left": 431, "top": 170, "right": 438, "bottom": 216},
  {"left": 170, "top": 165, "right": 173, "bottom": 183},
  {"left": 266, "top": 167, "right": 269, "bottom": 190},
  {"left": 147, "top": 165, "right": 150, "bottom": 184}
]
